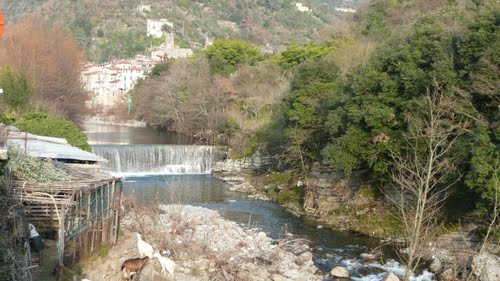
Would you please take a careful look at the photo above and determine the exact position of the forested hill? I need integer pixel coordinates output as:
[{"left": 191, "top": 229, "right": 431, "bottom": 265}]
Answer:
[
  {"left": 128, "top": 0, "right": 498, "bottom": 233},
  {"left": 0, "top": 0, "right": 360, "bottom": 62}
]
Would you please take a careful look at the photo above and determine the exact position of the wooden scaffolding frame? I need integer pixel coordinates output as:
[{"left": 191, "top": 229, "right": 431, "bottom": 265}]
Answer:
[{"left": 8, "top": 177, "right": 122, "bottom": 271}]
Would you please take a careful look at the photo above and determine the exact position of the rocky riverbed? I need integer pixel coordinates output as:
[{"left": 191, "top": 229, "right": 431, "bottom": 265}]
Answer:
[
  {"left": 83, "top": 204, "right": 321, "bottom": 281},
  {"left": 212, "top": 153, "right": 500, "bottom": 281}
]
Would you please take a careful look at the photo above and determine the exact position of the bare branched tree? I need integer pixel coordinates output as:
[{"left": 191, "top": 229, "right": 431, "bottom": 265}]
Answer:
[
  {"left": 283, "top": 126, "right": 311, "bottom": 175},
  {"left": 388, "top": 87, "right": 468, "bottom": 280},
  {"left": 0, "top": 16, "right": 87, "bottom": 121}
]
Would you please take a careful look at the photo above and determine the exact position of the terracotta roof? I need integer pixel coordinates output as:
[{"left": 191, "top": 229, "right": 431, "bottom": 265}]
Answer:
[{"left": 83, "top": 71, "right": 100, "bottom": 76}]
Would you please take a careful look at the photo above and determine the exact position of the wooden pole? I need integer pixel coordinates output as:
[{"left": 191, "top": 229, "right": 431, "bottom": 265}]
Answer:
[
  {"left": 87, "top": 191, "right": 91, "bottom": 221},
  {"left": 82, "top": 231, "right": 88, "bottom": 260},
  {"left": 58, "top": 207, "right": 66, "bottom": 280},
  {"left": 91, "top": 228, "right": 95, "bottom": 253},
  {"left": 117, "top": 180, "right": 123, "bottom": 235},
  {"left": 101, "top": 185, "right": 105, "bottom": 221},
  {"left": 109, "top": 180, "right": 116, "bottom": 244},
  {"left": 72, "top": 239, "right": 76, "bottom": 263},
  {"left": 79, "top": 235, "right": 83, "bottom": 262}
]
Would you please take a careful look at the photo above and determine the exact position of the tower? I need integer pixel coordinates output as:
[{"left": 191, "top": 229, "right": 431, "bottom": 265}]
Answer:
[{"left": 165, "top": 32, "right": 175, "bottom": 51}]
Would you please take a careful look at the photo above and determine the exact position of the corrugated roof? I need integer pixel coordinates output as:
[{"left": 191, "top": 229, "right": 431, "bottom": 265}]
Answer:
[{"left": 6, "top": 132, "right": 107, "bottom": 163}]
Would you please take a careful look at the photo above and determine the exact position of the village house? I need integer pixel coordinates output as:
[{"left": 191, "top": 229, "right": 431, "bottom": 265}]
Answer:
[
  {"left": 150, "top": 32, "right": 193, "bottom": 61},
  {"left": 147, "top": 19, "right": 173, "bottom": 38},
  {"left": 295, "top": 2, "right": 311, "bottom": 12},
  {"left": 334, "top": 7, "right": 357, "bottom": 13},
  {"left": 82, "top": 18, "right": 195, "bottom": 111},
  {"left": 81, "top": 58, "right": 154, "bottom": 110},
  {"left": 137, "top": 4, "right": 151, "bottom": 12}
]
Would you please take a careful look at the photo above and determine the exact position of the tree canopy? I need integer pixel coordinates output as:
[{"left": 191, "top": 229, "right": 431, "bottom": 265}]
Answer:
[
  {"left": 205, "top": 39, "right": 262, "bottom": 75},
  {"left": 0, "top": 16, "right": 87, "bottom": 121},
  {"left": 0, "top": 66, "right": 32, "bottom": 112}
]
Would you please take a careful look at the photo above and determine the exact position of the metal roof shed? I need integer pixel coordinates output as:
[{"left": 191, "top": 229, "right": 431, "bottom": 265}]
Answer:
[{"left": 5, "top": 132, "right": 107, "bottom": 163}]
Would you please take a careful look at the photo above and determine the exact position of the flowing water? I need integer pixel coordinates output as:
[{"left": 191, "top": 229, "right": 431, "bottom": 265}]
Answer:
[
  {"left": 84, "top": 122, "right": 433, "bottom": 281},
  {"left": 93, "top": 145, "right": 216, "bottom": 176}
]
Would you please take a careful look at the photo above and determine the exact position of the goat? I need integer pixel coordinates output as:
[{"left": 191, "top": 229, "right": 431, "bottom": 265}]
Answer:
[
  {"left": 136, "top": 233, "right": 154, "bottom": 258},
  {"left": 121, "top": 256, "right": 149, "bottom": 280},
  {"left": 153, "top": 251, "right": 175, "bottom": 277}
]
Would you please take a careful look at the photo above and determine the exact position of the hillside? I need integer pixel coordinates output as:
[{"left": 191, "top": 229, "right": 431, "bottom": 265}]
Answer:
[{"left": 1, "top": 0, "right": 360, "bottom": 62}]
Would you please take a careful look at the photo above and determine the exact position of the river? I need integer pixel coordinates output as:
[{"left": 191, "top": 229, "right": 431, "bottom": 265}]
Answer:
[{"left": 83, "top": 121, "right": 432, "bottom": 281}]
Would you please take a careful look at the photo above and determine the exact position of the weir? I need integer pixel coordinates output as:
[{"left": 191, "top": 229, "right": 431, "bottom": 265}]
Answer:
[{"left": 93, "top": 144, "right": 218, "bottom": 175}]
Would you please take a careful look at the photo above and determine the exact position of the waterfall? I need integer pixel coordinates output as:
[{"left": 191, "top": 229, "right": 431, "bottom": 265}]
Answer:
[{"left": 93, "top": 144, "right": 217, "bottom": 176}]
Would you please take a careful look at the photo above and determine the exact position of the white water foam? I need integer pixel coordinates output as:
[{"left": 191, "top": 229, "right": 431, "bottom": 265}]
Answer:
[
  {"left": 346, "top": 259, "right": 434, "bottom": 281},
  {"left": 93, "top": 144, "right": 217, "bottom": 175}
]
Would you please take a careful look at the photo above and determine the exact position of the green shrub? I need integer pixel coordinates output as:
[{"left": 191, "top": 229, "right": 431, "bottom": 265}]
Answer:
[
  {"left": 227, "top": 117, "right": 240, "bottom": 134},
  {"left": 0, "top": 66, "right": 33, "bottom": 112},
  {"left": 14, "top": 110, "right": 91, "bottom": 151},
  {"left": 98, "top": 245, "right": 111, "bottom": 257},
  {"left": 0, "top": 111, "right": 16, "bottom": 125}
]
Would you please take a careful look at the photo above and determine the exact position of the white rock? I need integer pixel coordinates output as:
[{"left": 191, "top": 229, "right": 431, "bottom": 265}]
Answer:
[
  {"left": 429, "top": 258, "right": 442, "bottom": 273},
  {"left": 383, "top": 272, "right": 400, "bottom": 281},
  {"left": 330, "top": 266, "right": 350, "bottom": 278},
  {"left": 440, "top": 268, "right": 456, "bottom": 281},
  {"left": 270, "top": 273, "right": 285, "bottom": 281},
  {"left": 360, "top": 253, "right": 377, "bottom": 262},
  {"left": 284, "top": 269, "right": 306, "bottom": 280},
  {"left": 472, "top": 253, "right": 500, "bottom": 281}
]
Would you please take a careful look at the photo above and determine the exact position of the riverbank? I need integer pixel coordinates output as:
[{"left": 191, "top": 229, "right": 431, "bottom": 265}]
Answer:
[
  {"left": 212, "top": 152, "right": 399, "bottom": 239},
  {"left": 212, "top": 154, "right": 500, "bottom": 281},
  {"left": 82, "top": 203, "right": 321, "bottom": 281}
]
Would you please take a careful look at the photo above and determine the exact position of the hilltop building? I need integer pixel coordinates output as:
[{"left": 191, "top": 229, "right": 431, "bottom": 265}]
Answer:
[
  {"left": 137, "top": 4, "right": 151, "bottom": 12},
  {"left": 295, "top": 3, "right": 311, "bottom": 12},
  {"left": 334, "top": 7, "right": 357, "bottom": 13},
  {"left": 147, "top": 19, "right": 173, "bottom": 38},
  {"left": 150, "top": 32, "right": 193, "bottom": 61},
  {"left": 204, "top": 33, "right": 214, "bottom": 48},
  {"left": 81, "top": 18, "right": 194, "bottom": 111}
]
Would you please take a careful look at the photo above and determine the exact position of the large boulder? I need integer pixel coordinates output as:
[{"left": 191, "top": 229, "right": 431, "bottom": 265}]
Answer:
[
  {"left": 429, "top": 258, "right": 443, "bottom": 273},
  {"left": 472, "top": 253, "right": 500, "bottom": 281},
  {"left": 360, "top": 252, "right": 377, "bottom": 262},
  {"left": 383, "top": 272, "right": 400, "bottom": 281},
  {"left": 330, "top": 266, "right": 350, "bottom": 278},
  {"left": 439, "top": 268, "right": 457, "bottom": 281},
  {"left": 212, "top": 148, "right": 270, "bottom": 173}
]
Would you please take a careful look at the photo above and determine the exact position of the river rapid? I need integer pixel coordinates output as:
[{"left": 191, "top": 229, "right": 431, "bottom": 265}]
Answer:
[{"left": 83, "top": 121, "right": 433, "bottom": 281}]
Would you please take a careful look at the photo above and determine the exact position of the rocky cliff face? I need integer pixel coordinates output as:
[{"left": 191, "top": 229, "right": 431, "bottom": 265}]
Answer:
[
  {"left": 303, "top": 165, "right": 369, "bottom": 217},
  {"left": 213, "top": 152, "right": 399, "bottom": 238},
  {"left": 212, "top": 149, "right": 271, "bottom": 200},
  {"left": 301, "top": 164, "right": 400, "bottom": 238}
]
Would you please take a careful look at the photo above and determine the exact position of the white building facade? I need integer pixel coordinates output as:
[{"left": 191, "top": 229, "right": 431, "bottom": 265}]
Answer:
[
  {"left": 147, "top": 19, "right": 173, "bottom": 38},
  {"left": 82, "top": 59, "right": 154, "bottom": 109}
]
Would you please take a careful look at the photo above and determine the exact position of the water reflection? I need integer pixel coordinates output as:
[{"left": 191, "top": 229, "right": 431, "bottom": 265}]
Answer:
[
  {"left": 123, "top": 174, "right": 241, "bottom": 204},
  {"left": 83, "top": 122, "right": 192, "bottom": 145}
]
